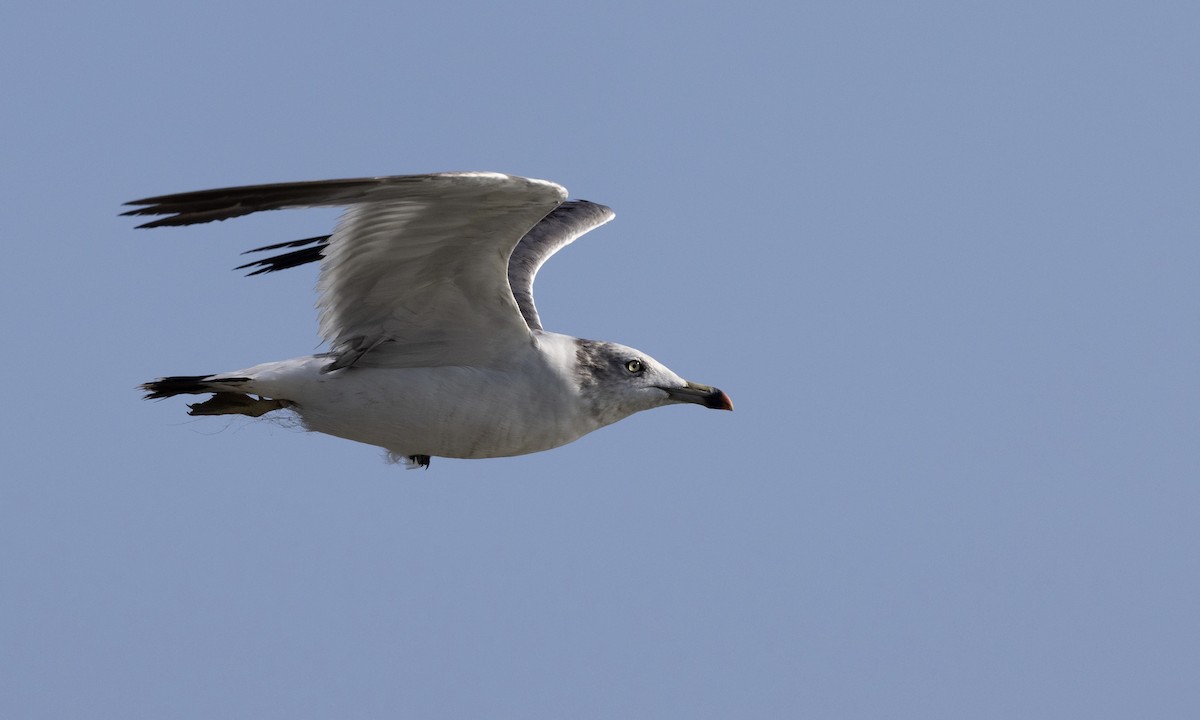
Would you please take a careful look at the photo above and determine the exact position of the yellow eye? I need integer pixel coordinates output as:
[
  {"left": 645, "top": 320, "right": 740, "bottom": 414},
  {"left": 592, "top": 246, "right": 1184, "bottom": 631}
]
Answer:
[{"left": 625, "top": 359, "right": 644, "bottom": 373}]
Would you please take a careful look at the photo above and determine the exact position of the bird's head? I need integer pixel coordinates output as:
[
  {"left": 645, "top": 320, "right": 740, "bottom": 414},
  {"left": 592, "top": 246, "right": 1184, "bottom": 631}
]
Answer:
[{"left": 573, "top": 339, "right": 732, "bottom": 427}]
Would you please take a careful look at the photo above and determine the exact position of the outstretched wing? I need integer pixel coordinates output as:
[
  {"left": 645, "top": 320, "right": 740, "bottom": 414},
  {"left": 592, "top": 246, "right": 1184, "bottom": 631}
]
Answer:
[
  {"left": 125, "top": 172, "right": 567, "bottom": 368},
  {"left": 197, "top": 198, "right": 615, "bottom": 332},
  {"left": 506, "top": 200, "right": 615, "bottom": 331}
]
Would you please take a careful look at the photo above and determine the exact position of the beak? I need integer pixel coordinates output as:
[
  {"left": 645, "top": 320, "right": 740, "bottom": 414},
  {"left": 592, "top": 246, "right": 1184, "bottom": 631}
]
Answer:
[{"left": 660, "top": 381, "right": 734, "bottom": 411}]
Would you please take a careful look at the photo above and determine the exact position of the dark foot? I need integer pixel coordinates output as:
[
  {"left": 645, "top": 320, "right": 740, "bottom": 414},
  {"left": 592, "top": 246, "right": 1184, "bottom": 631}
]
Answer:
[
  {"left": 187, "top": 392, "right": 291, "bottom": 417},
  {"left": 409, "top": 455, "right": 431, "bottom": 469}
]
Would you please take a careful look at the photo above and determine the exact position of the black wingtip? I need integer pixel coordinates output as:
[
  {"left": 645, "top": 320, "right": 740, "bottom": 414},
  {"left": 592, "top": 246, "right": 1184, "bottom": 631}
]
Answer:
[
  {"left": 234, "top": 244, "right": 326, "bottom": 276},
  {"left": 140, "top": 375, "right": 249, "bottom": 400},
  {"left": 141, "top": 375, "right": 213, "bottom": 399},
  {"left": 240, "top": 235, "right": 331, "bottom": 255}
]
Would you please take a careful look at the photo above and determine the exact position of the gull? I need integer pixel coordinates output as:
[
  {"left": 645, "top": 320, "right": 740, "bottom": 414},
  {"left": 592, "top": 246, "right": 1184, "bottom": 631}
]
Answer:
[{"left": 129, "top": 172, "right": 732, "bottom": 468}]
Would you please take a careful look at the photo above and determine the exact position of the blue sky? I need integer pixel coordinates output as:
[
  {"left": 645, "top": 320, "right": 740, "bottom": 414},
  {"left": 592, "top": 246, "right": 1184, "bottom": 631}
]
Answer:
[{"left": 3, "top": 1, "right": 1198, "bottom": 718}]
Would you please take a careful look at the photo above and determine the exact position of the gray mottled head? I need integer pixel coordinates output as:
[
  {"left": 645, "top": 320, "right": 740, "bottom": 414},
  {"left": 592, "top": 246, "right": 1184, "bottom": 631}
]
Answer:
[{"left": 574, "top": 338, "right": 732, "bottom": 427}]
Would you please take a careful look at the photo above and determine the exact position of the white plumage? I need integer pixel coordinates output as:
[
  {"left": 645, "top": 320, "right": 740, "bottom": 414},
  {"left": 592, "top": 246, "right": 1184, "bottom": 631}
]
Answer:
[{"left": 130, "top": 172, "right": 731, "bottom": 468}]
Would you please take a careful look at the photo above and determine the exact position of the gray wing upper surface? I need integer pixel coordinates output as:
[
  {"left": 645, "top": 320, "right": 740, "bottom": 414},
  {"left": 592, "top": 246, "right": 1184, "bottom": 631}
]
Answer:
[
  {"left": 126, "top": 172, "right": 568, "bottom": 368},
  {"left": 507, "top": 200, "right": 615, "bottom": 331}
]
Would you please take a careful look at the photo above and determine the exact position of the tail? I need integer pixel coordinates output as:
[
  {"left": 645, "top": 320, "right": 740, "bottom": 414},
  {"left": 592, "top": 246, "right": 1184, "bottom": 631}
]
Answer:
[{"left": 141, "top": 375, "right": 291, "bottom": 417}]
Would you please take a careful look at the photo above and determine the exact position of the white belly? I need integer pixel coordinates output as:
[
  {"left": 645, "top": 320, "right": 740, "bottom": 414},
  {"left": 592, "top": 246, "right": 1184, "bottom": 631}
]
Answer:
[{"left": 240, "top": 355, "right": 595, "bottom": 459}]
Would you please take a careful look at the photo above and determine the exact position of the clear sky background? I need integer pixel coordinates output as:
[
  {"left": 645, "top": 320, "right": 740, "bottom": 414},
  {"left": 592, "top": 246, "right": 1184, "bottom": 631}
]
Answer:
[{"left": 3, "top": 1, "right": 1197, "bottom": 718}]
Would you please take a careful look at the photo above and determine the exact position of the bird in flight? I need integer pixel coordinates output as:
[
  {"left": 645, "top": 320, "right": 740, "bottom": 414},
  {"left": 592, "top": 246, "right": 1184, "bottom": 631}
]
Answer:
[{"left": 129, "top": 172, "right": 731, "bottom": 468}]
